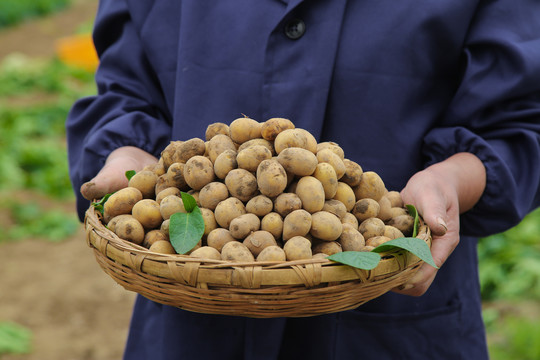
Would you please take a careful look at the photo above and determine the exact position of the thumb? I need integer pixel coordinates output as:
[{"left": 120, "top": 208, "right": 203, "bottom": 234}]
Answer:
[{"left": 400, "top": 187, "right": 449, "bottom": 238}]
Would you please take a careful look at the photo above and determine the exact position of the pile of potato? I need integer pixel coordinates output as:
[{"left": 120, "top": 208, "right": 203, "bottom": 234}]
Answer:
[{"left": 101, "top": 117, "right": 414, "bottom": 262}]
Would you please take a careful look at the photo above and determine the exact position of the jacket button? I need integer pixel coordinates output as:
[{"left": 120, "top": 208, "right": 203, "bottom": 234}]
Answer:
[{"left": 284, "top": 18, "right": 306, "bottom": 40}]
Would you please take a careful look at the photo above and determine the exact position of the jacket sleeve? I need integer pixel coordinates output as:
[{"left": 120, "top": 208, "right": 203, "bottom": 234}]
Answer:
[
  {"left": 422, "top": 0, "right": 540, "bottom": 237},
  {"left": 66, "top": 0, "right": 172, "bottom": 219}
]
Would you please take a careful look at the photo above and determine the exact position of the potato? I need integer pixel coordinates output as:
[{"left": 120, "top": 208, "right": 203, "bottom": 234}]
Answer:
[
  {"left": 143, "top": 229, "right": 169, "bottom": 248},
  {"left": 316, "top": 142, "right": 345, "bottom": 160},
  {"left": 387, "top": 214, "right": 415, "bottom": 236},
  {"left": 341, "top": 212, "right": 359, "bottom": 228},
  {"left": 154, "top": 173, "right": 175, "bottom": 194},
  {"left": 358, "top": 217, "right": 386, "bottom": 239},
  {"left": 295, "top": 176, "right": 325, "bottom": 213},
  {"left": 312, "top": 252, "right": 329, "bottom": 260},
  {"left": 160, "top": 141, "right": 183, "bottom": 169},
  {"left": 166, "top": 162, "right": 189, "bottom": 190},
  {"left": 207, "top": 134, "right": 236, "bottom": 163},
  {"left": 339, "top": 223, "right": 365, "bottom": 251},
  {"left": 273, "top": 192, "right": 303, "bottom": 217},
  {"left": 316, "top": 149, "right": 346, "bottom": 179},
  {"left": 283, "top": 236, "right": 312, "bottom": 261},
  {"left": 386, "top": 190, "right": 404, "bottom": 208},
  {"left": 352, "top": 198, "right": 380, "bottom": 222},
  {"left": 200, "top": 208, "right": 218, "bottom": 237},
  {"left": 384, "top": 225, "right": 405, "bottom": 240},
  {"left": 184, "top": 155, "right": 215, "bottom": 190},
  {"left": 132, "top": 199, "right": 163, "bottom": 230},
  {"left": 237, "top": 145, "right": 273, "bottom": 172},
  {"left": 114, "top": 216, "right": 145, "bottom": 245},
  {"left": 256, "top": 245, "right": 286, "bottom": 262},
  {"left": 277, "top": 147, "right": 318, "bottom": 176},
  {"left": 246, "top": 195, "right": 273, "bottom": 217},
  {"left": 261, "top": 212, "right": 284, "bottom": 240},
  {"left": 106, "top": 214, "right": 132, "bottom": 233},
  {"left": 225, "top": 169, "right": 258, "bottom": 202},
  {"left": 221, "top": 241, "right": 255, "bottom": 262},
  {"left": 159, "top": 195, "right": 186, "bottom": 220},
  {"left": 312, "top": 241, "right": 342, "bottom": 255},
  {"left": 155, "top": 187, "right": 181, "bottom": 204},
  {"left": 229, "top": 117, "right": 262, "bottom": 144},
  {"left": 365, "top": 236, "right": 391, "bottom": 248},
  {"left": 353, "top": 171, "right": 386, "bottom": 201},
  {"left": 207, "top": 228, "right": 236, "bottom": 251},
  {"left": 243, "top": 230, "right": 278, "bottom": 257},
  {"left": 149, "top": 240, "right": 177, "bottom": 254},
  {"left": 128, "top": 170, "right": 158, "bottom": 199},
  {"left": 199, "top": 182, "right": 229, "bottom": 210},
  {"left": 214, "top": 197, "right": 246, "bottom": 228},
  {"left": 274, "top": 128, "right": 317, "bottom": 154},
  {"left": 213, "top": 149, "right": 238, "bottom": 179},
  {"left": 160, "top": 219, "right": 170, "bottom": 233},
  {"left": 103, "top": 187, "right": 143, "bottom": 222},
  {"left": 388, "top": 207, "right": 409, "bottom": 218},
  {"left": 313, "top": 163, "right": 338, "bottom": 199},
  {"left": 377, "top": 195, "right": 393, "bottom": 221},
  {"left": 282, "top": 209, "right": 312, "bottom": 241},
  {"left": 261, "top": 117, "right": 295, "bottom": 141},
  {"left": 190, "top": 246, "right": 221, "bottom": 260},
  {"left": 143, "top": 159, "right": 165, "bottom": 177},
  {"left": 205, "top": 122, "right": 230, "bottom": 141},
  {"left": 333, "top": 182, "right": 356, "bottom": 212},
  {"left": 237, "top": 138, "right": 275, "bottom": 154},
  {"left": 322, "top": 199, "right": 347, "bottom": 220},
  {"left": 310, "top": 211, "right": 343, "bottom": 241},
  {"left": 187, "top": 189, "right": 200, "bottom": 206},
  {"left": 175, "top": 138, "right": 206, "bottom": 163},
  {"left": 229, "top": 213, "right": 261, "bottom": 239},
  {"left": 340, "top": 159, "right": 363, "bottom": 187},
  {"left": 256, "top": 159, "right": 288, "bottom": 198}
]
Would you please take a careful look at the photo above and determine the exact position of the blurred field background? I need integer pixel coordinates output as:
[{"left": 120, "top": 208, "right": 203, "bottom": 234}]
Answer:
[{"left": 0, "top": 1, "right": 539, "bottom": 359}]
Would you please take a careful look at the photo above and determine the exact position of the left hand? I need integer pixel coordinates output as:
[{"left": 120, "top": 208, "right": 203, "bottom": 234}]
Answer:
[{"left": 393, "top": 152, "right": 486, "bottom": 296}]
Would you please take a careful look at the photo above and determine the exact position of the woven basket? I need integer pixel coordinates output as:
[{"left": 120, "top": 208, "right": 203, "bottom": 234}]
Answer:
[{"left": 84, "top": 205, "right": 431, "bottom": 318}]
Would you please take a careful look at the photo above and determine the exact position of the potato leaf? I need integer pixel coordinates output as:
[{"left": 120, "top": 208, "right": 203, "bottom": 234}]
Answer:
[
  {"left": 91, "top": 192, "right": 113, "bottom": 215},
  {"left": 327, "top": 251, "right": 381, "bottom": 270},
  {"left": 405, "top": 204, "right": 419, "bottom": 237},
  {"left": 125, "top": 170, "right": 136, "bottom": 181},
  {"left": 180, "top": 191, "right": 197, "bottom": 213},
  {"left": 372, "top": 237, "right": 438, "bottom": 268},
  {"left": 169, "top": 207, "right": 205, "bottom": 255}
]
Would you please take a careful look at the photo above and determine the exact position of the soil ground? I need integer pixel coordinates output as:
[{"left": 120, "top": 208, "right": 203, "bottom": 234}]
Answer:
[{"left": 0, "top": 1, "right": 136, "bottom": 359}]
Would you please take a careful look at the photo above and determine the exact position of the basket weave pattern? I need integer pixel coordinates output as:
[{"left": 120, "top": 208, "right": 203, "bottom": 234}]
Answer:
[{"left": 85, "top": 206, "right": 431, "bottom": 318}]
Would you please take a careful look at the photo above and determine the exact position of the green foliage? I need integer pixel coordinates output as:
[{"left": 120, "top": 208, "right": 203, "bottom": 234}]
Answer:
[
  {"left": 0, "top": 0, "right": 70, "bottom": 28},
  {"left": 0, "top": 322, "right": 32, "bottom": 355},
  {"left": 169, "top": 193, "right": 205, "bottom": 255}
]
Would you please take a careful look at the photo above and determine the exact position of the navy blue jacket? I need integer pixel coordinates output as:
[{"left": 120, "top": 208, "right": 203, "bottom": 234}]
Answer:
[{"left": 67, "top": 1, "right": 540, "bottom": 359}]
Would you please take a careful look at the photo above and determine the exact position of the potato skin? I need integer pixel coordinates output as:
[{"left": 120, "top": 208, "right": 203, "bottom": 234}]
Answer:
[
  {"left": 159, "top": 195, "right": 186, "bottom": 220},
  {"left": 200, "top": 208, "right": 218, "bottom": 237},
  {"left": 312, "top": 241, "right": 342, "bottom": 255},
  {"left": 229, "top": 213, "right": 261, "bottom": 239},
  {"left": 114, "top": 216, "right": 145, "bottom": 245},
  {"left": 316, "top": 149, "right": 346, "bottom": 179},
  {"left": 214, "top": 197, "right": 246, "bottom": 228},
  {"left": 322, "top": 199, "right": 347, "bottom": 220},
  {"left": 340, "top": 159, "right": 363, "bottom": 187},
  {"left": 353, "top": 171, "right": 386, "bottom": 201},
  {"left": 246, "top": 195, "right": 274, "bottom": 217},
  {"left": 237, "top": 138, "right": 275, "bottom": 155},
  {"left": 205, "top": 122, "right": 230, "bottom": 141},
  {"left": 243, "top": 230, "right": 278, "bottom": 257},
  {"left": 333, "top": 182, "right": 356, "bottom": 212},
  {"left": 339, "top": 223, "right": 365, "bottom": 251},
  {"left": 352, "top": 198, "right": 380, "bottom": 223},
  {"left": 207, "top": 134, "right": 236, "bottom": 163},
  {"left": 386, "top": 191, "right": 404, "bottom": 208},
  {"left": 261, "top": 117, "right": 295, "bottom": 141},
  {"left": 225, "top": 169, "right": 258, "bottom": 202},
  {"left": 237, "top": 145, "right": 273, "bottom": 172},
  {"left": 358, "top": 217, "right": 386, "bottom": 240},
  {"left": 261, "top": 212, "right": 284, "bottom": 240},
  {"left": 190, "top": 246, "right": 221, "bottom": 260},
  {"left": 132, "top": 199, "right": 163, "bottom": 230},
  {"left": 295, "top": 176, "right": 325, "bottom": 213},
  {"left": 184, "top": 155, "right": 215, "bottom": 190},
  {"left": 341, "top": 212, "right": 359, "bottom": 228},
  {"left": 149, "top": 240, "right": 177, "bottom": 254},
  {"left": 104, "top": 187, "right": 143, "bottom": 222},
  {"left": 274, "top": 128, "right": 318, "bottom": 154},
  {"left": 221, "top": 241, "right": 255, "bottom": 262},
  {"left": 310, "top": 211, "right": 343, "bottom": 241},
  {"left": 273, "top": 193, "right": 303, "bottom": 217},
  {"left": 313, "top": 163, "right": 338, "bottom": 199},
  {"left": 166, "top": 162, "right": 189, "bottom": 190},
  {"left": 365, "top": 236, "right": 392, "bottom": 248},
  {"left": 213, "top": 149, "right": 238, "bottom": 180},
  {"left": 256, "top": 245, "right": 286, "bottom": 262},
  {"left": 128, "top": 170, "right": 158, "bottom": 199},
  {"left": 176, "top": 138, "right": 206, "bottom": 163},
  {"left": 283, "top": 236, "right": 312, "bottom": 261},
  {"left": 155, "top": 187, "right": 181, "bottom": 204},
  {"left": 143, "top": 229, "right": 169, "bottom": 248},
  {"left": 207, "top": 228, "right": 236, "bottom": 252},
  {"left": 282, "top": 209, "right": 312, "bottom": 241},
  {"left": 277, "top": 147, "right": 318, "bottom": 176},
  {"left": 199, "top": 182, "right": 229, "bottom": 210},
  {"left": 387, "top": 214, "right": 415, "bottom": 236},
  {"left": 256, "top": 159, "right": 288, "bottom": 198},
  {"left": 316, "top": 141, "right": 345, "bottom": 160},
  {"left": 384, "top": 225, "right": 405, "bottom": 240},
  {"left": 229, "top": 117, "right": 262, "bottom": 144}
]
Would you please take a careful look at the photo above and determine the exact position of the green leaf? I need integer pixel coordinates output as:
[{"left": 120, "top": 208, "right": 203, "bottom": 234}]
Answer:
[
  {"left": 91, "top": 192, "right": 113, "bottom": 215},
  {"left": 327, "top": 251, "right": 381, "bottom": 270},
  {"left": 169, "top": 207, "right": 205, "bottom": 255},
  {"left": 405, "top": 204, "right": 419, "bottom": 237},
  {"left": 180, "top": 191, "right": 197, "bottom": 213},
  {"left": 0, "top": 322, "right": 32, "bottom": 355},
  {"left": 372, "top": 237, "right": 438, "bottom": 268},
  {"left": 125, "top": 170, "right": 136, "bottom": 181}
]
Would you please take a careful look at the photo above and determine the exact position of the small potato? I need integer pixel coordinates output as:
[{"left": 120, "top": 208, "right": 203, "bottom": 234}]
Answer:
[
  {"left": 190, "top": 246, "right": 221, "bottom": 260},
  {"left": 256, "top": 245, "right": 286, "bottom": 262},
  {"left": 143, "top": 159, "right": 165, "bottom": 177},
  {"left": 312, "top": 252, "right": 329, "bottom": 260},
  {"left": 154, "top": 173, "right": 176, "bottom": 194},
  {"left": 261, "top": 212, "right": 284, "bottom": 240},
  {"left": 184, "top": 155, "right": 215, "bottom": 190},
  {"left": 310, "top": 211, "right": 343, "bottom": 241},
  {"left": 283, "top": 236, "right": 312, "bottom": 261},
  {"left": 261, "top": 117, "right": 295, "bottom": 141},
  {"left": 316, "top": 149, "right": 346, "bottom": 179},
  {"left": 243, "top": 230, "right": 278, "bottom": 257},
  {"left": 333, "top": 182, "right": 356, "bottom": 212},
  {"left": 225, "top": 169, "right": 258, "bottom": 202},
  {"left": 237, "top": 145, "right": 273, "bottom": 172},
  {"left": 296, "top": 176, "right": 325, "bottom": 213},
  {"left": 277, "top": 147, "right": 318, "bottom": 176},
  {"left": 274, "top": 128, "right": 317, "bottom": 154},
  {"left": 207, "top": 228, "right": 236, "bottom": 251},
  {"left": 143, "top": 229, "right": 168, "bottom": 248},
  {"left": 352, "top": 198, "right": 380, "bottom": 222},
  {"left": 221, "top": 241, "right": 255, "bottom": 262},
  {"left": 159, "top": 195, "right": 186, "bottom": 220},
  {"left": 256, "top": 159, "right": 288, "bottom": 198},
  {"left": 316, "top": 142, "right": 345, "bottom": 160},
  {"left": 384, "top": 225, "right": 405, "bottom": 240},
  {"left": 229, "top": 213, "right": 261, "bottom": 239},
  {"left": 246, "top": 195, "right": 274, "bottom": 217},
  {"left": 339, "top": 223, "right": 365, "bottom": 251},
  {"left": 160, "top": 219, "right": 170, "bottom": 233},
  {"left": 312, "top": 241, "right": 342, "bottom": 256},
  {"left": 273, "top": 193, "right": 303, "bottom": 217},
  {"left": 358, "top": 218, "right": 386, "bottom": 239},
  {"left": 353, "top": 171, "right": 387, "bottom": 201},
  {"left": 229, "top": 117, "right": 262, "bottom": 144},
  {"left": 282, "top": 209, "right": 312, "bottom": 241},
  {"left": 214, "top": 197, "right": 246, "bottom": 228},
  {"left": 207, "top": 134, "right": 236, "bottom": 163},
  {"left": 237, "top": 138, "right": 275, "bottom": 155},
  {"left": 387, "top": 214, "right": 415, "bottom": 236},
  {"left": 160, "top": 141, "right": 183, "bottom": 169},
  {"left": 388, "top": 207, "right": 409, "bottom": 218},
  {"left": 313, "top": 163, "right": 338, "bottom": 199},
  {"left": 365, "top": 236, "right": 392, "bottom": 248},
  {"left": 341, "top": 212, "right": 359, "bottom": 228},
  {"left": 175, "top": 138, "right": 206, "bottom": 163},
  {"left": 386, "top": 191, "right": 404, "bottom": 208},
  {"left": 155, "top": 187, "right": 181, "bottom": 204},
  {"left": 200, "top": 208, "right": 218, "bottom": 237},
  {"left": 132, "top": 199, "right": 163, "bottom": 230},
  {"left": 166, "top": 162, "right": 189, "bottom": 190},
  {"left": 114, "top": 216, "right": 145, "bottom": 245},
  {"left": 103, "top": 187, "right": 143, "bottom": 222},
  {"left": 340, "top": 159, "right": 363, "bottom": 187},
  {"left": 213, "top": 149, "right": 238, "bottom": 179},
  {"left": 322, "top": 199, "right": 347, "bottom": 220},
  {"left": 377, "top": 195, "right": 393, "bottom": 222},
  {"left": 106, "top": 214, "right": 132, "bottom": 233},
  {"left": 205, "top": 122, "right": 230, "bottom": 141},
  {"left": 128, "top": 170, "right": 158, "bottom": 199},
  {"left": 149, "top": 240, "right": 177, "bottom": 254},
  {"left": 199, "top": 182, "right": 229, "bottom": 210}
]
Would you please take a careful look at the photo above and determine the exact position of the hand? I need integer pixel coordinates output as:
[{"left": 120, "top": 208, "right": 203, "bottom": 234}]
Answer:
[
  {"left": 393, "top": 152, "right": 486, "bottom": 296},
  {"left": 80, "top": 146, "right": 158, "bottom": 200}
]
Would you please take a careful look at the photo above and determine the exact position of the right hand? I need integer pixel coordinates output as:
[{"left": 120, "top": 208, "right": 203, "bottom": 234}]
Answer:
[{"left": 80, "top": 146, "right": 159, "bottom": 200}]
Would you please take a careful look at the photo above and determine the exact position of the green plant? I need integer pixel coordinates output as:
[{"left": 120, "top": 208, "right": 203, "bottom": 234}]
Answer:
[
  {"left": 0, "top": 322, "right": 32, "bottom": 356},
  {"left": 0, "top": 0, "right": 71, "bottom": 28}
]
